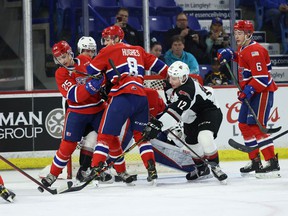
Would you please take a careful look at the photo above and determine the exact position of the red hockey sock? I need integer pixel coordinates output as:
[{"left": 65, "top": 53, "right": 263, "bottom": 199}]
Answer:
[
  {"left": 0, "top": 175, "right": 4, "bottom": 185},
  {"left": 50, "top": 140, "right": 77, "bottom": 177}
]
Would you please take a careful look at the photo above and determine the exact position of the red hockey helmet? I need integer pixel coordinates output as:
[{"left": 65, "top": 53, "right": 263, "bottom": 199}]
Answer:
[
  {"left": 101, "top": 25, "right": 124, "bottom": 41},
  {"left": 233, "top": 20, "right": 254, "bottom": 34},
  {"left": 52, "top": 40, "right": 72, "bottom": 57}
]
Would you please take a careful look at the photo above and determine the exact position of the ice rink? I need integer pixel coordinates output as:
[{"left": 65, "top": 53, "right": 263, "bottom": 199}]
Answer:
[{"left": 1, "top": 160, "right": 288, "bottom": 216}]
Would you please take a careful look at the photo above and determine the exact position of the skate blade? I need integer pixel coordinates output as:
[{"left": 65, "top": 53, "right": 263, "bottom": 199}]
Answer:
[
  {"left": 98, "top": 178, "right": 114, "bottom": 184},
  {"left": 240, "top": 172, "right": 255, "bottom": 177},
  {"left": 255, "top": 171, "right": 281, "bottom": 179},
  {"left": 148, "top": 179, "right": 157, "bottom": 186},
  {"left": 125, "top": 182, "right": 136, "bottom": 186},
  {"left": 187, "top": 174, "right": 213, "bottom": 182},
  {"left": 219, "top": 179, "right": 228, "bottom": 185},
  {"left": 6, "top": 196, "right": 14, "bottom": 203}
]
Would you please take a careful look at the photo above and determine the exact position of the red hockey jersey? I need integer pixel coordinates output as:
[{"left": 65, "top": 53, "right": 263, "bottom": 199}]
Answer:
[
  {"left": 87, "top": 42, "right": 168, "bottom": 97},
  {"left": 236, "top": 41, "right": 277, "bottom": 93},
  {"left": 55, "top": 56, "right": 106, "bottom": 114}
]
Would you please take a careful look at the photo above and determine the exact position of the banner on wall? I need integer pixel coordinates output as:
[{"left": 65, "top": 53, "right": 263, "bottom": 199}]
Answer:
[
  {"left": 186, "top": 9, "right": 242, "bottom": 20},
  {"left": 214, "top": 87, "right": 287, "bottom": 149},
  {"left": 0, "top": 93, "right": 63, "bottom": 152},
  {"left": 176, "top": 0, "right": 229, "bottom": 10},
  {"left": 1, "top": 87, "right": 287, "bottom": 153}
]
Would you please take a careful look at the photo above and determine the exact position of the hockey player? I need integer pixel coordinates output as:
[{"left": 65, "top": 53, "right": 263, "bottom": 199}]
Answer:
[
  {"left": 142, "top": 61, "right": 227, "bottom": 182},
  {"left": 74, "top": 36, "right": 112, "bottom": 183},
  {"left": 0, "top": 175, "right": 15, "bottom": 203},
  {"left": 217, "top": 20, "right": 280, "bottom": 178},
  {"left": 41, "top": 41, "right": 107, "bottom": 187},
  {"left": 86, "top": 25, "right": 168, "bottom": 183}
]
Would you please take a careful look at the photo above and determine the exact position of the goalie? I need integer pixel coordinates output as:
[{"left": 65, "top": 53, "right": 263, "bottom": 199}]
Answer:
[{"left": 142, "top": 61, "right": 228, "bottom": 182}]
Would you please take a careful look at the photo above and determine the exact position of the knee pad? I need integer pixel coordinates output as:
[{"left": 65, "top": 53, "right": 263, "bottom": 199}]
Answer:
[
  {"left": 197, "top": 130, "right": 217, "bottom": 155},
  {"left": 81, "top": 131, "right": 97, "bottom": 153}
]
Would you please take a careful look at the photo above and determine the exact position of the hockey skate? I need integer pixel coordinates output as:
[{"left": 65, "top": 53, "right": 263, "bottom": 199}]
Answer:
[
  {"left": 240, "top": 153, "right": 262, "bottom": 176},
  {"left": 0, "top": 185, "right": 15, "bottom": 203},
  {"left": 146, "top": 159, "right": 158, "bottom": 184},
  {"left": 211, "top": 165, "right": 228, "bottom": 184},
  {"left": 186, "top": 163, "right": 212, "bottom": 181},
  {"left": 117, "top": 171, "right": 135, "bottom": 185},
  {"left": 76, "top": 167, "right": 113, "bottom": 184},
  {"left": 41, "top": 173, "right": 57, "bottom": 187},
  {"left": 255, "top": 154, "right": 281, "bottom": 179}
]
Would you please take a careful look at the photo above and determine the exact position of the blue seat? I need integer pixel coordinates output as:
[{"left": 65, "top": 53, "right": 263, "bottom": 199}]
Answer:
[
  {"left": 118, "top": 0, "right": 156, "bottom": 18},
  {"left": 149, "top": 16, "right": 173, "bottom": 45},
  {"left": 56, "top": 0, "right": 82, "bottom": 49},
  {"left": 254, "top": 0, "right": 264, "bottom": 31},
  {"left": 150, "top": 0, "right": 183, "bottom": 17},
  {"left": 187, "top": 15, "right": 201, "bottom": 30},
  {"left": 89, "top": 0, "right": 120, "bottom": 23},
  {"left": 280, "top": 15, "right": 288, "bottom": 54},
  {"left": 199, "top": 64, "right": 212, "bottom": 80},
  {"left": 149, "top": 16, "right": 173, "bottom": 32}
]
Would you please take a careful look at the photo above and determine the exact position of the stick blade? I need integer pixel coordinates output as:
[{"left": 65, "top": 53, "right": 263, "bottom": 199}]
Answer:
[
  {"left": 267, "top": 126, "right": 282, "bottom": 134},
  {"left": 228, "top": 139, "right": 258, "bottom": 153}
]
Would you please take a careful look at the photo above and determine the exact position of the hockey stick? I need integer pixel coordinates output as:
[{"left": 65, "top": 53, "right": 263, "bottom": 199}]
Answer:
[
  {"left": 167, "top": 129, "right": 218, "bottom": 168},
  {"left": 61, "top": 137, "right": 145, "bottom": 193},
  {"left": 228, "top": 129, "right": 288, "bottom": 153},
  {"left": 0, "top": 155, "right": 72, "bottom": 195},
  {"left": 224, "top": 60, "right": 281, "bottom": 134},
  {"left": 108, "top": 58, "right": 121, "bottom": 83}
]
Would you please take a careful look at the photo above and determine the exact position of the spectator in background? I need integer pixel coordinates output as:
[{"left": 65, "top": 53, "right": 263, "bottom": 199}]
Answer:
[
  {"left": 262, "top": 0, "right": 288, "bottom": 42},
  {"left": 114, "top": 7, "right": 143, "bottom": 47},
  {"left": 150, "top": 38, "right": 165, "bottom": 62},
  {"left": 164, "top": 35, "right": 200, "bottom": 75},
  {"left": 164, "top": 12, "right": 208, "bottom": 64},
  {"left": 205, "top": 17, "right": 229, "bottom": 64},
  {"left": 204, "top": 58, "right": 230, "bottom": 86}
]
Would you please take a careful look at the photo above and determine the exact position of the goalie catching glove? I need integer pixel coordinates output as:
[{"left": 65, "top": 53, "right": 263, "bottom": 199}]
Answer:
[{"left": 142, "top": 118, "right": 163, "bottom": 140}]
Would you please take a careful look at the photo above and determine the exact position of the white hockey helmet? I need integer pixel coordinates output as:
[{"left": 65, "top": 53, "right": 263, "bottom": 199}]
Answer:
[
  {"left": 168, "top": 61, "right": 190, "bottom": 84},
  {"left": 77, "top": 36, "right": 97, "bottom": 54}
]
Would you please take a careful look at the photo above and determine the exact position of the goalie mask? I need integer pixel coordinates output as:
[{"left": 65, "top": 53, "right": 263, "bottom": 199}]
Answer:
[
  {"left": 77, "top": 36, "right": 97, "bottom": 55},
  {"left": 101, "top": 25, "right": 124, "bottom": 46},
  {"left": 168, "top": 61, "right": 190, "bottom": 85}
]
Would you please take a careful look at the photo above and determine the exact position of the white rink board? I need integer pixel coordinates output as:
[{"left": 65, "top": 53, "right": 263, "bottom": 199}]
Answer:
[
  {"left": 157, "top": 85, "right": 287, "bottom": 150},
  {"left": 210, "top": 86, "right": 287, "bottom": 149}
]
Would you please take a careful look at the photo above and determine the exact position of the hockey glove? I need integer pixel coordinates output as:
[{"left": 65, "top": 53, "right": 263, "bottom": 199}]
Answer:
[
  {"left": 238, "top": 85, "right": 255, "bottom": 102},
  {"left": 85, "top": 76, "right": 104, "bottom": 95},
  {"left": 217, "top": 48, "right": 235, "bottom": 63},
  {"left": 142, "top": 118, "right": 163, "bottom": 141}
]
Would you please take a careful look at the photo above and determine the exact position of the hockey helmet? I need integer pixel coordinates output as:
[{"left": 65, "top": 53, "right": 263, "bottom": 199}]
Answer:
[
  {"left": 77, "top": 36, "right": 97, "bottom": 54},
  {"left": 102, "top": 25, "right": 124, "bottom": 41},
  {"left": 234, "top": 20, "right": 254, "bottom": 34},
  {"left": 168, "top": 61, "right": 190, "bottom": 84},
  {"left": 52, "top": 40, "right": 73, "bottom": 57}
]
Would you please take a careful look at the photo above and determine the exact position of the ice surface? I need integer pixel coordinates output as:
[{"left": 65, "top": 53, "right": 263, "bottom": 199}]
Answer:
[{"left": 1, "top": 160, "right": 288, "bottom": 216}]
